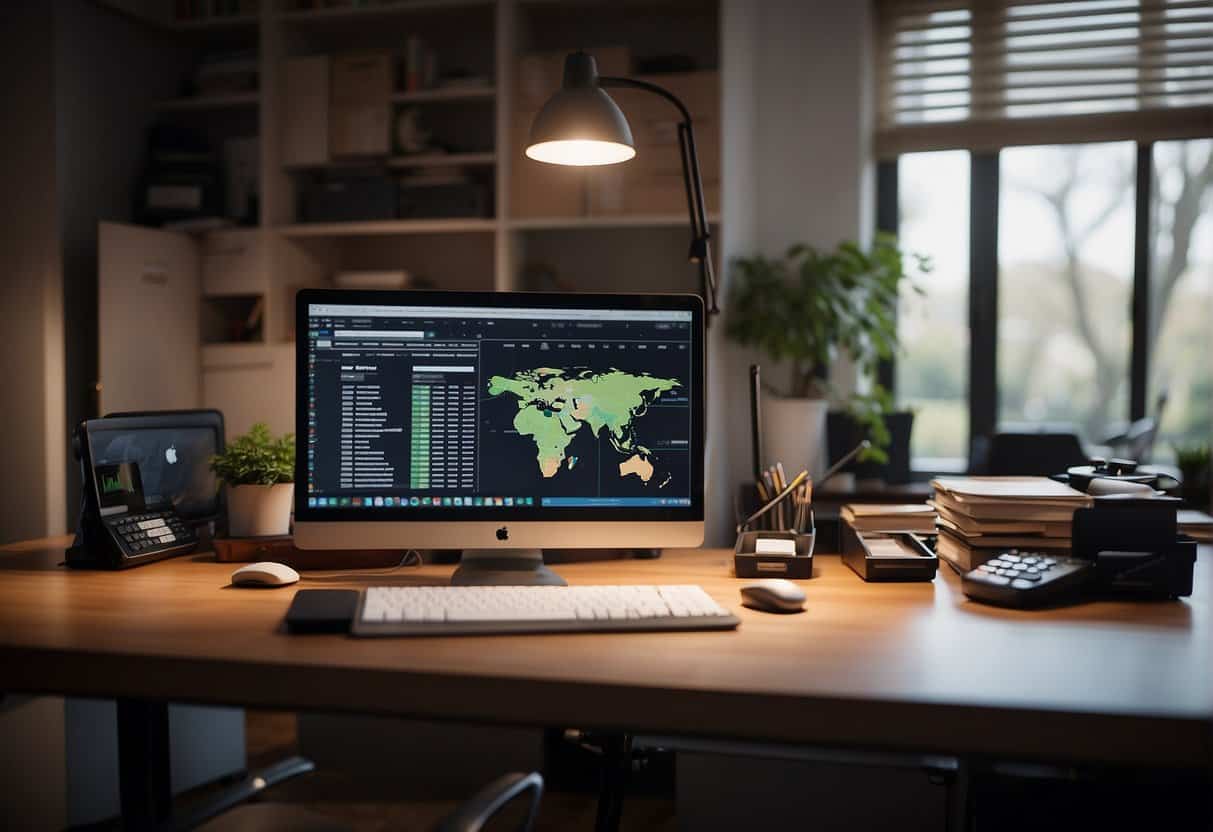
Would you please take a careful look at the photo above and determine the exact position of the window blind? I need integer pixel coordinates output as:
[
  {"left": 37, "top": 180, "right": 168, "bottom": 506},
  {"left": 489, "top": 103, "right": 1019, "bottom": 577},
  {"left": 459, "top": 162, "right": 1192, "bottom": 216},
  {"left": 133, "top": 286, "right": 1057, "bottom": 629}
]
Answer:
[{"left": 875, "top": 0, "right": 1213, "bottom": 157}]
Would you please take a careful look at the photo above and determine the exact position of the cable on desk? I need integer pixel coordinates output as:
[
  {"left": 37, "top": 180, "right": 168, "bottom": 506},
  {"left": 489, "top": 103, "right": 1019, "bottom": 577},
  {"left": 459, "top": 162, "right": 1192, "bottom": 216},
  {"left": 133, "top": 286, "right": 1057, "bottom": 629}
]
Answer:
[{"left": 298, "top": 549, "right": 423, "bottom": 580}]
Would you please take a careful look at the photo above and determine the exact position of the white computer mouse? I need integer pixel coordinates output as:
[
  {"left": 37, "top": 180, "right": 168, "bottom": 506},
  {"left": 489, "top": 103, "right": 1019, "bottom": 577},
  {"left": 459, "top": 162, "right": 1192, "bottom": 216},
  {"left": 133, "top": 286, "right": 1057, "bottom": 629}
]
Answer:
[
  {"left": 740, "top": 579, "right": 806, "bottom": 614},
  {"left": 230, "top": 561, "right": 300, "bottom": 588}
]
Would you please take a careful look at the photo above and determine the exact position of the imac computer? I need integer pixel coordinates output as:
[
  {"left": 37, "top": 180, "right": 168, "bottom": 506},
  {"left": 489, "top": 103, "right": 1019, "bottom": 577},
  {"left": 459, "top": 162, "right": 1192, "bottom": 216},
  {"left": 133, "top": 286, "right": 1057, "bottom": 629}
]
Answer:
[{"left": 293, "top": 289, "right": 705, "bottom": 586}]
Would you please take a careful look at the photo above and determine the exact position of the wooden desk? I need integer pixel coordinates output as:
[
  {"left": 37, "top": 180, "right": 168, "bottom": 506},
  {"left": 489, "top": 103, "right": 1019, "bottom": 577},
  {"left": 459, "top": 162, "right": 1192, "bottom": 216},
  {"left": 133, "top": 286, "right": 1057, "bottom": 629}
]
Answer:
[{"left": 1, "top": 538, "right": 1210, "bottom": 773}]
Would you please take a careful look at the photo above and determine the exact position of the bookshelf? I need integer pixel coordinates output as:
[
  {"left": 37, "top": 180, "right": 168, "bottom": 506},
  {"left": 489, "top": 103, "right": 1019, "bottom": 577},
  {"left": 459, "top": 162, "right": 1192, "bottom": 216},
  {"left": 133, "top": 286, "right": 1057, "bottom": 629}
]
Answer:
[{"left": 103, "top": 0, "right": 721, "bottom": 438}]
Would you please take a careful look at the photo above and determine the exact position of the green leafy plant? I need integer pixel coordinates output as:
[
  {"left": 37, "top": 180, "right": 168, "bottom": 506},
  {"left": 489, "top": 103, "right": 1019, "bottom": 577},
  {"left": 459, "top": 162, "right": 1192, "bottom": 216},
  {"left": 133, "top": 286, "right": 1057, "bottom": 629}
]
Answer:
[
  {"left": 726, "top": 233, "right": 930, "bottom": 462},
  {"left": 210, "top": 423, "right": 295, "bottom": 486},
  {"left": 1173, "top": 442, "right": 1211, "bottom": 480}
]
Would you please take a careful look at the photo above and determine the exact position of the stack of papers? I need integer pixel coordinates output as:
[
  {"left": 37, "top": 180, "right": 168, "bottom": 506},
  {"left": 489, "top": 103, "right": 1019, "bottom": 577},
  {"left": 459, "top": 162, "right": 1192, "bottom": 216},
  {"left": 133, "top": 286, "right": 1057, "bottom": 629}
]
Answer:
[
  {"left": 841, "top": 503, "right": 937, "bottom": 534},
  {"left": 1178, "top": 510, "right": 1213, "bottom": 543},
  {"left": 931, "top": 477, "right": 1092, "bottom": 570}
]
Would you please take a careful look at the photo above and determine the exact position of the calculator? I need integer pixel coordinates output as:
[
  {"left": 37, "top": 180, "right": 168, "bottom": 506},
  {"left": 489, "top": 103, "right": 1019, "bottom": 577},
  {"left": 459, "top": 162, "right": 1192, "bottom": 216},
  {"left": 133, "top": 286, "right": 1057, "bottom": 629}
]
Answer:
[
  {"left": 66, "top": 456, "right": 199, "bottom": 569},
  {"left": 103, "top": 507, "right": 197, "bottom": 560},
  {"left": 960, "top": 550, "right": 1095, "bottom": 608}
]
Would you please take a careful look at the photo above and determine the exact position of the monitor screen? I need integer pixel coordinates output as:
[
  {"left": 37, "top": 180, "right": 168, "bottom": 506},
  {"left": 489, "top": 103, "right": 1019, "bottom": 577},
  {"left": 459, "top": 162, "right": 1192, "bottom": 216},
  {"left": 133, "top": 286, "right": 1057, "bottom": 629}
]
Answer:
[
  {"left": 85, "top": 413, "right": 224, "bottom": 523},
  {"left": 297, "top": 292, "right": 703, "bottom": 523}
]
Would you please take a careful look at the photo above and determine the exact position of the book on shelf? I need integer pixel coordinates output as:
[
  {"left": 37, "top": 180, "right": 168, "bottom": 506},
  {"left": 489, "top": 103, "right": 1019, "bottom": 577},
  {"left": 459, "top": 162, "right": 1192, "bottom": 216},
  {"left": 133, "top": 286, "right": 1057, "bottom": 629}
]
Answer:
[{"left": 841, "top": 503, "right": 936, "bottom": 534}]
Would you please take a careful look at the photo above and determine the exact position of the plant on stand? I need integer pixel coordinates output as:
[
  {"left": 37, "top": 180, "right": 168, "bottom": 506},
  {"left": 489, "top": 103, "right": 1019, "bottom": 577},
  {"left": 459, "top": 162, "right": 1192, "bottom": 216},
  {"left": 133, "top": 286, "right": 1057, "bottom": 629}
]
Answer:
[
  {"left": 211, "top": 423, "right": 295, "bottom": 537},
  {"left": 726, "top": 233, "right": 929, "bottom": 482}
]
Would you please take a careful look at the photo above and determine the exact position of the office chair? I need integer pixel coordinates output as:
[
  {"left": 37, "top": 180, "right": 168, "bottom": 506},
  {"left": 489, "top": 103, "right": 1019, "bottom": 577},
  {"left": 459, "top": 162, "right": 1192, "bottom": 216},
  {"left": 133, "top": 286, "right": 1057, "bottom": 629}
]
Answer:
[
  {"left": 171, "top": 769, "right": 544, "bottom": 832},
  {"left": 975, "top": 432, "right": 1089, "bottom": 476}
]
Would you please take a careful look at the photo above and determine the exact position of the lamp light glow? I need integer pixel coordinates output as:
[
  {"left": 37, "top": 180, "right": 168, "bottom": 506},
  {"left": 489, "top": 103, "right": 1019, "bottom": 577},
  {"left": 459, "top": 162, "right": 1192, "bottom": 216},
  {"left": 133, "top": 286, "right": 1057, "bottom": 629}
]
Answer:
[
  {"left": 524, "top": 52, "right": 636, "bottom": 168},
  {"left": 525, "top": 139, "right": 636, "bottom": 166},
  {"left": 525, "top": 50, "right": 720, "bottom": 319}
]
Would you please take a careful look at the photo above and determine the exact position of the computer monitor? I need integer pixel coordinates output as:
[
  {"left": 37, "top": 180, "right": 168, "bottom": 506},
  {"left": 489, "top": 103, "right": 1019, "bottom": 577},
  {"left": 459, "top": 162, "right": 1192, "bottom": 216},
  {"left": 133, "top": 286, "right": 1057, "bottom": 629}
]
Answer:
[{"left": 293, "top": 289, "right": 705, "bottom": 585}]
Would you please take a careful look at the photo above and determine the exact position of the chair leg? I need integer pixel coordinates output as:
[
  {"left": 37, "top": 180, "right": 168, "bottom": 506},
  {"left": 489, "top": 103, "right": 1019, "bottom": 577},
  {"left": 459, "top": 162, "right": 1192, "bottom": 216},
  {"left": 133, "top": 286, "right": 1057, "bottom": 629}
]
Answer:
[
  {"left": 594, "top": 734, "right": 632, "bottom": 832},
  {"left": 158, "top": 755, "right": 315, "bottom": 832}
]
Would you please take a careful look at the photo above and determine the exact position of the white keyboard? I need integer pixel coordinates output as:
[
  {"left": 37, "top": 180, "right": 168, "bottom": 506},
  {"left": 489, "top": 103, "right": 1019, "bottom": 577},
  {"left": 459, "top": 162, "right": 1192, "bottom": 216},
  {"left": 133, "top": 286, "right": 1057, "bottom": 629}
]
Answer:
[{"left": 352, "top": 584, "right": 740, "bottom": 636}]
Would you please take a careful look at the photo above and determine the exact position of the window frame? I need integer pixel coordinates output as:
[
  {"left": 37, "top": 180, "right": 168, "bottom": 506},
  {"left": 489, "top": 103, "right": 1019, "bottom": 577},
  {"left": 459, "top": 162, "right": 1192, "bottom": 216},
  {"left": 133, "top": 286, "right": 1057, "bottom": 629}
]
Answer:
[{"left": 881, "top": 140, "right": 1161, "bottom": 473}]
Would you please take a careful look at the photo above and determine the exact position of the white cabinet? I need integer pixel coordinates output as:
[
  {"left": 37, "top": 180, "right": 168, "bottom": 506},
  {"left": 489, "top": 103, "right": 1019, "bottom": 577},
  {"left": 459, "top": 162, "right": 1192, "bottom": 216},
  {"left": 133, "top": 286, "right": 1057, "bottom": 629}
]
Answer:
[
  {"left": 201, "top": 343, "right": 296, "bottom": 441},
  {"left": 200, "top": 229, "right": 268, "bottom": 297},
  {"left": 98, "top": 222, "right": 200, "bottom": 415}
]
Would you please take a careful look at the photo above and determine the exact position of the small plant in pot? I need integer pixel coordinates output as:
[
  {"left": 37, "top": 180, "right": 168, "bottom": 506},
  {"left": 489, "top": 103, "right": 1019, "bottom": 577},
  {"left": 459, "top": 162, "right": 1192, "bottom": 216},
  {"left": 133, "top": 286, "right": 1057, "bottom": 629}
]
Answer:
[
  {"left": 211, "top": 423, "right": 295, "bottom": 537},
  {"left": 1173, "top": 442, "right": 1211, "bottom": 510},
  {"left": 726, "top": 233, "right": 928, "bottom": 481}
]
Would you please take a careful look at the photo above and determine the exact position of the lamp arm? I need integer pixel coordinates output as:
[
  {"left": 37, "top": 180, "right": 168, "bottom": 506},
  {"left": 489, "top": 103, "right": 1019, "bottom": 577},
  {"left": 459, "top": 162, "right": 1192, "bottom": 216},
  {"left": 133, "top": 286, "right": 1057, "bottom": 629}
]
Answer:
[{"left": 600, "top": 76, "right": 719, "bottom": 319}]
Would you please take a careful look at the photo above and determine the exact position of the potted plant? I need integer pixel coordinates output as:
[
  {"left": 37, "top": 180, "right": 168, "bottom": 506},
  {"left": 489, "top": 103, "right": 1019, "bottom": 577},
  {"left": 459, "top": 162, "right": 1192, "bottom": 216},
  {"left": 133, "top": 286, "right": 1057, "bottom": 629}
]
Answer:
[
  {"left": 210, "top": 423, "right": 296, "bottom": 537},
  {"left": 726, "top": 234, "right": 928, "bottom": 481},
  {"left": 1174, "top": 442, "right": 1211, "bottom": 510}
]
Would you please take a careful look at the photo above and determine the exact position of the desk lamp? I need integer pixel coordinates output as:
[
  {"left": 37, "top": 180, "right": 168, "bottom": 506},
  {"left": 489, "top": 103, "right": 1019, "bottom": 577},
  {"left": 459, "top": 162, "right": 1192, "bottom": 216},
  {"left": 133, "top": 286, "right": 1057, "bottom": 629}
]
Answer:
[{"left": 525, "top": 51, "right": 720, "bottom": 320}]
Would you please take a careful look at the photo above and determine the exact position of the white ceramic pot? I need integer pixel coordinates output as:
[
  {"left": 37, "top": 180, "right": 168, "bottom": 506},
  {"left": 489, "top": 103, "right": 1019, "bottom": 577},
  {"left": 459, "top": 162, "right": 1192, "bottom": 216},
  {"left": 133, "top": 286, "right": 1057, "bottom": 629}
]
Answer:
[
  {"left": 760, "top": 397, "right": 830, "bottom": 480},
  {"left": 226, "top": 483, "right": 294, "bottom": 538}
]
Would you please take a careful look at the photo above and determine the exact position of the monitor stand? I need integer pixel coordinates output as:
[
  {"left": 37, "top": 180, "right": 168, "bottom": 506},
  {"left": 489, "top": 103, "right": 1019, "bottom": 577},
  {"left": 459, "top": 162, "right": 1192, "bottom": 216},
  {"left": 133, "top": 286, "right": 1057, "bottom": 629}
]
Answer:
[{"left": 451, "top": 549, "right": 567, "bottom": 586}]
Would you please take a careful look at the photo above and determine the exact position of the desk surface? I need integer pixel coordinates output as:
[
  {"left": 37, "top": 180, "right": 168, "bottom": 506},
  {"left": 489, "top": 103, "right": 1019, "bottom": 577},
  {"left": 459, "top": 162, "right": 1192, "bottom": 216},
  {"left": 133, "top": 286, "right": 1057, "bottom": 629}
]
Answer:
[{"left": 1, "top": 538, "right": 1209, "bottom": 767}]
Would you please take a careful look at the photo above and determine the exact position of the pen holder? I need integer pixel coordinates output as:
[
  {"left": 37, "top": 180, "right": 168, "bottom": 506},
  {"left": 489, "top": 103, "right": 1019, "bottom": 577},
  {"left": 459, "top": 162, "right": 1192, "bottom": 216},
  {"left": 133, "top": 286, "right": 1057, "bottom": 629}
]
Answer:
[{"left": 733, "top": 528, "right": 815, "bottom": 579}]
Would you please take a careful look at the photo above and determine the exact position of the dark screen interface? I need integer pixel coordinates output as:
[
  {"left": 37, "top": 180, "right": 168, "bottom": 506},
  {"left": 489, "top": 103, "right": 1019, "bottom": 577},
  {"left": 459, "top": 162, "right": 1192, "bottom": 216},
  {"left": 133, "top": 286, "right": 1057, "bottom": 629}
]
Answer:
[
  {"left": 89, "top": 427, "right": 220, "bottom": 519},
  {"left": 305, "top": 302, "right": 694, "bottom": 510}
]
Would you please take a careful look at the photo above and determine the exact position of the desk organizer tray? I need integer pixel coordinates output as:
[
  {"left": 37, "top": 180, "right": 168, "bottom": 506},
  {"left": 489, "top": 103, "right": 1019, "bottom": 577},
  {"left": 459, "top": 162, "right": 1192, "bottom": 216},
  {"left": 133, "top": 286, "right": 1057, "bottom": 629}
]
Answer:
[
  {"left": 841, "top": 524, "right": 938, "bottom": 582},
  {"left": 734, "top": 530, "right": 815, "bottom": 579}
]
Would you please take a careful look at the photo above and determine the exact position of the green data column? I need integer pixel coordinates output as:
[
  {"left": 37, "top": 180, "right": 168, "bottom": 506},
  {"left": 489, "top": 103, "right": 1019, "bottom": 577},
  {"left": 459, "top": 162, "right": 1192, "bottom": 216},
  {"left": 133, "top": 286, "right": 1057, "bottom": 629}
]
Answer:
[{"left": 410, "top": 385, "right": 431, "bottom": 489}]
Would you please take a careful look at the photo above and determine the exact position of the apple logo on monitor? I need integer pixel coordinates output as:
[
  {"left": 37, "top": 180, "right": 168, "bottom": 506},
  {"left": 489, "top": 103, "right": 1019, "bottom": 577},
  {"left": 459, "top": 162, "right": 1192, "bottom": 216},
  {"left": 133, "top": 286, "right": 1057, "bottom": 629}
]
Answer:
[
  {"left": 496, "top": 526, "right": 509, "bottom": 541},
  {"left": 165, "top": 444, "right": 178, "bottom": 465}
]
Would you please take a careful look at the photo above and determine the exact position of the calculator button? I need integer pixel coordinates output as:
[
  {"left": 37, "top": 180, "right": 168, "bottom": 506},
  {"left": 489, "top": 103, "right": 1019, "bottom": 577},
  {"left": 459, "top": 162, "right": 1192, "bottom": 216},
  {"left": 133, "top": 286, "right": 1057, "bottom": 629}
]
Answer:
[
  {"left": 1002, "top": 554, "right": 1021, "bottom": 563},
  {"left": 979, "top": 574, "right": 1011, "bottom": 586},
  {"left": 1011, "top": 579, "right": 1035, "bottom": 590},
  {"left": 1018, "top": 572, "right": 1041, "bottom": 582},
  {"left": 977, "top": 564, "right": 995, "bottom": 573}
]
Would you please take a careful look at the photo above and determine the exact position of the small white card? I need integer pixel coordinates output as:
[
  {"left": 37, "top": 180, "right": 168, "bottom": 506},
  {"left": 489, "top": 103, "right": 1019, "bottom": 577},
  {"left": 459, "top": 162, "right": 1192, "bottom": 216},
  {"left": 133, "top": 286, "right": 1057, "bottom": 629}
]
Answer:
[{"left": 754, "top": 537, "right": 797, "bottom": 556}]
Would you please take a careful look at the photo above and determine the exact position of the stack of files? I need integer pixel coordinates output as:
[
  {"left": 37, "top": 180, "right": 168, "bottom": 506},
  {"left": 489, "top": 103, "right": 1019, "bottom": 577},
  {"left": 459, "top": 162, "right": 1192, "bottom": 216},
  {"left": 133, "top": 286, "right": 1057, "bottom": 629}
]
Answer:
[
  {"left": 931, "top": 477, "right": 1092, "bottom": 571},
  {"left": 841, "top": 503, "right": 937, "bottom": 534},
  {"left": 1178, "top": 510, "right": 1213, "bottom": 543}
]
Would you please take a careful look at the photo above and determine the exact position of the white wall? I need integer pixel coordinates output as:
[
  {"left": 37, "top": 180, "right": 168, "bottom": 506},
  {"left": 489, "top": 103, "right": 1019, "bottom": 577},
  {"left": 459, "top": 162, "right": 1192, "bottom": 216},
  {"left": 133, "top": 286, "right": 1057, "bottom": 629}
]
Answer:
[
  {"left": 710, "top": 0, "right": 875, "bottom": 545},
  {"left": 0, "top": 3, "right": 66, "bottom": 544}
]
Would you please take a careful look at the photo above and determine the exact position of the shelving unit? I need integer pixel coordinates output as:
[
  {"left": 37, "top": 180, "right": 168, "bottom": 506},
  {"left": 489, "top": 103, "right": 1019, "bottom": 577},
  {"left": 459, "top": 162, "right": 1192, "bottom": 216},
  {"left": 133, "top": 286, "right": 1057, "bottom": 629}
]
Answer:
[
  {"left": 391, "top": 86, "right": 495, "bottom": 103},
  {"left": 168, "top": 14, "right": 260, "bottom": 31},
  {"left": 284, "top": 152, "right": 497, "bottom": 171},
  {"left": 508, "top": 213, "right": 722, "bottom": 231},
  {"left": 278, "top": 218, "right": 497, "bottom": 238},
  {"left": 275, "top": 0, "right": 495, "bottom": 25},
  {"left": 100, "top": 0, "right": 722, "bottom": 439},
  {"left": 152, "top": 91, "right": 261, "bottom": 112}
]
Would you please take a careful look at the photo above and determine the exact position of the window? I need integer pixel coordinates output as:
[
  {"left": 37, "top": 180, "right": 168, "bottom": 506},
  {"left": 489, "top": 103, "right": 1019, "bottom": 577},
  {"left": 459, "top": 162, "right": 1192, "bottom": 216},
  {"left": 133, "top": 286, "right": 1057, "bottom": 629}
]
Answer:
[
  {"left": 896, "top": 151, "right": 970, "bottom": 467},
  {"left": 875, "top": 1, "right": 1211, "bottom": 472},
  {"left": 998, "top": 142, "right": 1135, "bottom": 441},
  {"left": 1151, "top": 138, "right": 1213, "bottom": 458}
]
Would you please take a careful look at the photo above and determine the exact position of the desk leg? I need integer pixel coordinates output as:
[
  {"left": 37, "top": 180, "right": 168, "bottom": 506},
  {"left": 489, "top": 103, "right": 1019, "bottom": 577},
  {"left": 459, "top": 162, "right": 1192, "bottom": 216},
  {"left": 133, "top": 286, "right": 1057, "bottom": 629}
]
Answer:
[
  {"left": 594, "top": 734, "right": 632, "bottom": 832},
  {"left": 945, "top": 757, "right": 972, "bottom": 832},
  {"left": 116, "top": 699, "right": 172, "bottom": 830}
]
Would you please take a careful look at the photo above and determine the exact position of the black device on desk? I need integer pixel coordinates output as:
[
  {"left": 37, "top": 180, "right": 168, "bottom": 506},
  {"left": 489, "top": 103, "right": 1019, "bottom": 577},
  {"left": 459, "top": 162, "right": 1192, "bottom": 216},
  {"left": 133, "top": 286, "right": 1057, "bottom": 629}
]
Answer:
[
  {"left": 961, "top": 499, "right": 1196, "bottom": 608},
  {"left": 66, "top": 411, "right": 224, "bottom": 569}
]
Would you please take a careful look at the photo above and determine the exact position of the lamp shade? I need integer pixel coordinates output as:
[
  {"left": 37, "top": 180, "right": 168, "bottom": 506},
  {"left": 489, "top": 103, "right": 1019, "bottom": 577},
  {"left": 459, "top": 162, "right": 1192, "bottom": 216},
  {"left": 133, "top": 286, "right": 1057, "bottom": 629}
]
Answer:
[{"left": 525, "top": 52, "right": 635, "bottom": 166}]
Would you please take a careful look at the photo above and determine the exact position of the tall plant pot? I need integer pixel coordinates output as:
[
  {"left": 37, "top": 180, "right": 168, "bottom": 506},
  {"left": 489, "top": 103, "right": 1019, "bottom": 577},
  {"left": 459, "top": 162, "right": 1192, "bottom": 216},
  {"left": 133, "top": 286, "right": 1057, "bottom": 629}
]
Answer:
[
  {"left": 760, "top": 397, "right": 830, "bottom": 480},
  {"left": 827, "top": 410, "right": 915, "bottom": 485},
  {"left": 226, "top": 483, "right": 294, "bottom": 537}
]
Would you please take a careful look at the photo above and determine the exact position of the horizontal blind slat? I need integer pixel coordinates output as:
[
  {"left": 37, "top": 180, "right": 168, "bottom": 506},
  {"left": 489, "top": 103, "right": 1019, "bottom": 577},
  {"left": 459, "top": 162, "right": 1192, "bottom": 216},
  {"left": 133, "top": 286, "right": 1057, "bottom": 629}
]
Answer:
[
  {"left": 875, "top": 105, "right": 1213, "bottom": 157},
  {"left": 876, "top": 0, "right": 1213, "bottom": 149}
]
